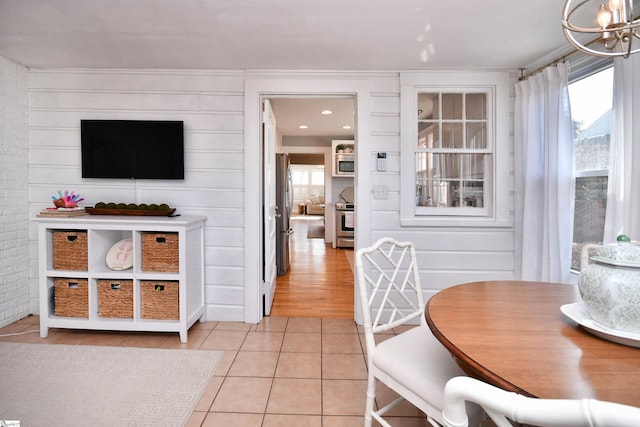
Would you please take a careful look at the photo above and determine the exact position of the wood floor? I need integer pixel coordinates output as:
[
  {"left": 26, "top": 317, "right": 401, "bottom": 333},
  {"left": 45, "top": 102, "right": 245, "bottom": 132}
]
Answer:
[{"left": 270, "top": 216, "right": 355, "bottom": 319}]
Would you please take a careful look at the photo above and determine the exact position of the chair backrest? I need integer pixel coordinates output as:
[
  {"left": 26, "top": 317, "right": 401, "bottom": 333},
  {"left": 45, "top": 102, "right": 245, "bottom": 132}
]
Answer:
[
  {"left": 355, "top": 237, "right": 424, "bottom": 335},
  {"left": 443, "top": 376, "right": 640, "bottom": 427}
]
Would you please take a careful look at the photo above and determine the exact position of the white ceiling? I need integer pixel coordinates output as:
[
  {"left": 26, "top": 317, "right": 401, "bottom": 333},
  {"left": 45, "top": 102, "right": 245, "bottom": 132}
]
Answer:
[{"left": 0, "top": 0, "right": 573, "bottom": 137}]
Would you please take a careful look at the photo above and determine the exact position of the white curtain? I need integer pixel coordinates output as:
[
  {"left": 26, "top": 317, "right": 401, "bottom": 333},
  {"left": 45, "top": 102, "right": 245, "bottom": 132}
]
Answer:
[
  {"left": 604, "top": 54, "right": 640, "bottom": 243},
  {"left": 514, "top": 63, "right": 575, "bottom": 283}
]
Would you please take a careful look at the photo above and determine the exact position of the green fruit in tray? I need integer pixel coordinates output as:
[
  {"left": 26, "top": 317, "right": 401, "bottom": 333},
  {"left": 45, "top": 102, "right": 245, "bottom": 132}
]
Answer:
[
  {"left": 137, "top": 203, "right": 149, "bottom": 210},
  {"left": 126, "top": 203, "right": 138, "bottom": 210},
  {"left": 148, "top": 204, "right": 159, "bottom": 211},
  {"left": 159, "top": 203, "right": 170, "bottom": 211},
  {"left": 116, "top": 203, "right": 127, "bottom": 210},
  {"left": 106, "top": 202, "right": 117, "bottom": 209},
  {"left": 95, "top": 202, "right": 106, "bottom": 208}
]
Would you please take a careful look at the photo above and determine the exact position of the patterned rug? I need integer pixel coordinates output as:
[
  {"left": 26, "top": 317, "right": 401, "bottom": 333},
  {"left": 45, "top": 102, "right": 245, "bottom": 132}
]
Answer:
[{"left": 0, "top": 342, "right": 222, "bottom": 427}]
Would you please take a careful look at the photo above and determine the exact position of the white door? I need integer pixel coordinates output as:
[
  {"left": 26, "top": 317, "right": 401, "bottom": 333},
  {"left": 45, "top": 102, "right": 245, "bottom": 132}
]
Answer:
[{"left": 262, "top": 99, "right": 278, "bottom": 315}]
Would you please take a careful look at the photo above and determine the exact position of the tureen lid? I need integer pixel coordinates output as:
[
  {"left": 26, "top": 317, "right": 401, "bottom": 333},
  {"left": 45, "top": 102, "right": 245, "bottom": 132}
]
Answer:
[{"left": 593, "top": 236, "right": 640, "bottom": 267}]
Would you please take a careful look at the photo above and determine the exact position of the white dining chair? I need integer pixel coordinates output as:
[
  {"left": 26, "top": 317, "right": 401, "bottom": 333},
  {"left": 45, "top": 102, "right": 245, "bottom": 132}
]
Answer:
[
  {"left": 443, "top": 376, "right": 640, "bottom": 427},
  {"left": 355, "top": 237, "right": 483, "bottom": 427}
]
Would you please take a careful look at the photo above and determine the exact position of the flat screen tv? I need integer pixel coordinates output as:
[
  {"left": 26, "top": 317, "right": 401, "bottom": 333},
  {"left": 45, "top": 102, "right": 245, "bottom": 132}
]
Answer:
[{"left": 81, "top": 119, "right": 184, "bottom": 179}]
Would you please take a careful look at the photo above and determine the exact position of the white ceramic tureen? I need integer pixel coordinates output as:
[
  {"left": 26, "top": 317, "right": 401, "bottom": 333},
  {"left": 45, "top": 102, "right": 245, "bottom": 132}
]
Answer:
[{"left": 579, "top": 237, "right": 640, "bottom": 333}]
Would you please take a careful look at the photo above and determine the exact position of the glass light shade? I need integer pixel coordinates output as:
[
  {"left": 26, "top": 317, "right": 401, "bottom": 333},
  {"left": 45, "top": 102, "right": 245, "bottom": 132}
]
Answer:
[{"left": 597, "top": 4, "right": 612, "bottom": 28}]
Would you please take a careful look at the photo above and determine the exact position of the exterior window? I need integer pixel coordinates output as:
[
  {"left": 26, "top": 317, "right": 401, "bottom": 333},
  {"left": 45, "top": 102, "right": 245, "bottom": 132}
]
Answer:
[
  {"left": 291, "top": 165, "right": 325, "bottom": 206},
  {"left": 415, "top": 92, "right": 489, "bottom": 213},
  {"left": 568, "top": 67, "right": 613, "bottom": 271},
  {"left": 400, "top": 71, "right": 510, "bottom": 227}
]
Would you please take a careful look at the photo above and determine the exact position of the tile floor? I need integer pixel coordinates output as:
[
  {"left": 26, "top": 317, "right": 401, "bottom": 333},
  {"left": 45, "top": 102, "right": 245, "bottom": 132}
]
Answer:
[{"left": 0, "top": 315, "right": 433, "bottom": 427}]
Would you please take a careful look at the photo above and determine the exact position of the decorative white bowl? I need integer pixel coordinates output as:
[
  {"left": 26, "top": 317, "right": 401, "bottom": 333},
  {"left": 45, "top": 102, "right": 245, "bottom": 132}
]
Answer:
[{"left": 579, "top": 243, "right": 640, "bottom": 333}]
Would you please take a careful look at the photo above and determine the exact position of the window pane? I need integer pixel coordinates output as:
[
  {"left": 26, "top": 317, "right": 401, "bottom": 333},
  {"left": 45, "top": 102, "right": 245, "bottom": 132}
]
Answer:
[
  {"left": 442, "top": 123, "right": 463, "bottom": 148},
  {"left": 311, "top": 169, "right": 324, "bottom": 185},
  {"left": 568, "top": 66, "right": 613, "bottom": 270},
  {"left": 442, "top": 93, "right": 463, "bottom": 119},
  {"left": 466, "top": 93, "right": 486, "bottom": 120},
  {"left": 414, "top": 153, "right": 485, "bottom": 208},
  {"left": 466, "top": 122, "right": 487, "bottom": 149},
  {"left": 418, "top": 93, "right": 438, "bottom": 119},
  {"left": 418, "top": 122, "right": 438, "bottom": 148}
]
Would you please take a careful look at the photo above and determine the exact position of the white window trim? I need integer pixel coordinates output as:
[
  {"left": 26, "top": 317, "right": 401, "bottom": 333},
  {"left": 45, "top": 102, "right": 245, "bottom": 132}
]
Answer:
[{"left": 400, "top": 71, "right": 512, "bottom": 227}]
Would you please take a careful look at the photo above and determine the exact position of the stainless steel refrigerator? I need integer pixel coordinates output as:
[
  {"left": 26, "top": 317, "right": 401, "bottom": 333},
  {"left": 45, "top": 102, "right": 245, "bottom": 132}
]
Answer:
[{"left": 275, "top": 153, "right": 293, "bottom": 276}]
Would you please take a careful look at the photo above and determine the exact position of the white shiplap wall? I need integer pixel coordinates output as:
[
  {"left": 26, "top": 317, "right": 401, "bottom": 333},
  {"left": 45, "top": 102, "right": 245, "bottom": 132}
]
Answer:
[
  {"left": 24, "top": 68, "right": 516, "bottom": 324},
  {"left": 27, "top": 69, "right": 246, "bottom": 321},
  {"left": 0, "top": 57, "right": 29, "bottom": 327}
]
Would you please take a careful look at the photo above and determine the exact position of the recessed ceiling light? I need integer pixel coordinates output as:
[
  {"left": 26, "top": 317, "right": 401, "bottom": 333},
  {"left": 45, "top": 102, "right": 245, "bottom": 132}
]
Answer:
[
  {"left": 342, "top": 125, "right": 352, "bottom": 129},
  {"left": 321, "top": 110, "right": 333, "bottom": 115},
  {"left": 299, "top": 125, "right": 308, "bottom": 129}
]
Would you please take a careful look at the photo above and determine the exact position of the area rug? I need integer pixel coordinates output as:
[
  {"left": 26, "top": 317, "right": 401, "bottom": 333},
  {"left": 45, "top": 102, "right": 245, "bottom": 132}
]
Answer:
[
  {"left": 0, "top": 342, "right": 223, "bottom": 427},
  {"left": 307, "top": 223, "right": 325, "bottom": 239}
]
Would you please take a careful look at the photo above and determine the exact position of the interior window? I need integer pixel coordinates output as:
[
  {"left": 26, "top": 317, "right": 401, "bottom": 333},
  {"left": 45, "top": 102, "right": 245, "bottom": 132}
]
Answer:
[{"left": 568, "top": 67, "right": 613, "bottom": 271}]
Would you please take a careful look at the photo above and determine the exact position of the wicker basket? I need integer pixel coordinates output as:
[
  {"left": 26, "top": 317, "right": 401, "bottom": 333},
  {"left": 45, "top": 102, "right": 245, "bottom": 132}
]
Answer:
[
  {"left": 54, "top": 278, "right": 88, "bottom": 317},
  {"left": 97, "top": 279, "right": 133, "bottom": 318},
  {"left": 140, "top": 280, "right": 179, "bottom": 320},
  {"left": 141, "top": 232, "right": 179, "bottom": 272},
  {"left": 53, "top": 230, "right": 88, "bottom": 270}
]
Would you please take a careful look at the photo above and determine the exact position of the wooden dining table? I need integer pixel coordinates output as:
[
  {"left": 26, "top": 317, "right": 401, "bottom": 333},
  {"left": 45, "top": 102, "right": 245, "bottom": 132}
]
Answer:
[{"left": 425, "top": 280, "right": 640, "bottom": 407}]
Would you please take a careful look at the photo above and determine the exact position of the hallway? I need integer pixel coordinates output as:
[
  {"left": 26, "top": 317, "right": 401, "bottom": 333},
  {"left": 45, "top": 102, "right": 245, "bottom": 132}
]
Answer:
[{"left": 270, "top": 216, "right": 354, "bottom": 318}]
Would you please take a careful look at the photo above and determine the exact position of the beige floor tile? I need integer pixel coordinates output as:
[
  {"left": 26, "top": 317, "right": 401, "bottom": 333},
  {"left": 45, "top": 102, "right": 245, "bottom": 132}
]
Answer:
[
  {"left": 254, "top": 316, "right": 289, "bottom": 332},
  {"left": 322, "top": 353, "right": 368, "bottom": 379},
  {"left": 241, "top": 331, "right": 285, "bottom": 352},
  {"left": 275, "top": 352, "right": 321, "bottom": 379},
  {"left": 266, "top": 378, "right": 322, "bottom": 415},
  {"left": 322, "top": 333, "right": 363, "bottom": 353},
  {"left": 193, "top": 376, "right": 224, "bottom": 412},
  {"left": 322, "top": 379, "right": 368, "bottom": 416},
  {"left": 77, "top": 330, "right": 128, "bottom": 346},
  {"left": 374, "top": 383, "right": 427, "bottom": 418},
  {"left": 211, "top": 376, "right": 272, "bottom": 413},
  {"left": 160, "top": 328, "right": 212, "bottom": 349},
  {"left": 262, "top": 414, "right": 322, "bottom": 427},
  {"left": 201, "top": 412, "right": 264, "bottom": 427},
  {"left": 184, "top": 410, "right": 207, "bottom": 427},
  {"left": 120, "top": 331, "right": 176, "bottom": 348},
  {"left": 200, "top": 329, "right": 247, "bottom": 351},
  {"left": 214, "top": 321, "right": 253, "bottom": 331},
  {"left": 281, "top": 332, "right": 321, "bottom": 352},
  {"left": 214, "top": 350, "right": 237, "bottom": 376},
  {"left": 228, "top": 351, "right": 280, "bottom": 377},
  {"left": 286, "top": 317, "right": 322, "bottom": 333},
  {"left": 322, "top": 318, "right": 358, "bottom": 334},
  {"left": 322, "top": 415, "right": 365, "bottom": 427},
  {"left": 190, "top": 320, "right": 218, "bottom": 331}
]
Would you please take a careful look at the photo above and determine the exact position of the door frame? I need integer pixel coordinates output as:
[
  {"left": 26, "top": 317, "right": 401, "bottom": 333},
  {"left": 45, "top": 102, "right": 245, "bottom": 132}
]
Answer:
[{"left": 243, "top": 76, "right": 372, "bottom": 323}]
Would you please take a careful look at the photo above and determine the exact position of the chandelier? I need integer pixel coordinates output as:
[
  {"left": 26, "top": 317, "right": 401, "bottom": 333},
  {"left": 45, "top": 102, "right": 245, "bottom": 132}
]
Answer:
[{"left": 562, "top": 0, "right": 640, "bottom": 58}]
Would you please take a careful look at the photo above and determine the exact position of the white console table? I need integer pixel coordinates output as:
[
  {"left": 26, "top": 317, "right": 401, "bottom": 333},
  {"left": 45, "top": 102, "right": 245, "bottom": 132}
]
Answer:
[{"left": 34, "top": 214, "right": 206, "bottom": 343}]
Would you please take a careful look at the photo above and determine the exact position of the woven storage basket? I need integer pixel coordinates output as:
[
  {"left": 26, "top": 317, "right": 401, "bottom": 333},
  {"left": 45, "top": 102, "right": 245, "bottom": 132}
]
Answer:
[
  {"left": 141, "top": 232, "right": 179, "bottom": 272},
  {"left": 97, "top": 279, "right": 133, "bottom": 318},
  {"left": 140, "top": 281, "right": 179, "bottom": 320},
  {"left": 53, "top": 230, "right": 88, "bottom": 270},
  {"left": 54, "top": 278, "right": 88, "bottom": 317}
]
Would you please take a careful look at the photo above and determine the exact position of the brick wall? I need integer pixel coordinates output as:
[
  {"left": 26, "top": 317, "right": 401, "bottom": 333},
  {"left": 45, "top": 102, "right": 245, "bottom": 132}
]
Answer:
[{"left": 0, "top": 56, "right": 30, "bottom": 327}]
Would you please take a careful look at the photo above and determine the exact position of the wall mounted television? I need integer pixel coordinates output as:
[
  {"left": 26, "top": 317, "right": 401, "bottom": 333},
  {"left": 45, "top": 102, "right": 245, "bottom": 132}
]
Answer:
[{"left": 81, "top": 119, "right": 184, "bottom": 179}]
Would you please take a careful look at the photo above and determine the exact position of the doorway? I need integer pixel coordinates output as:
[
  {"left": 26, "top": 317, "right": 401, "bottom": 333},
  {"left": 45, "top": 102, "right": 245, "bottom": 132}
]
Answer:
[
  {"left": 243, "top": 77, "right": 371, "bottom": 324},
  {"left": 265, "top": 96, "right": 356, "bottom": 318}
]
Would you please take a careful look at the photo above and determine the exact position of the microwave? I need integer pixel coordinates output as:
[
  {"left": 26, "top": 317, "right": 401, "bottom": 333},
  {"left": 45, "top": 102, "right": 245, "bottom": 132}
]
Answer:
[{"left": 335, "top": 153, "right": 355, "bottom": 176}]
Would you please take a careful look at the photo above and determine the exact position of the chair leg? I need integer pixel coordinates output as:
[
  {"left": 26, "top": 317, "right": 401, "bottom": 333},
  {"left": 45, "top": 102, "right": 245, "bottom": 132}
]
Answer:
[{"left": 364, "top": 372, "right": 377, "bottom": 427}]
